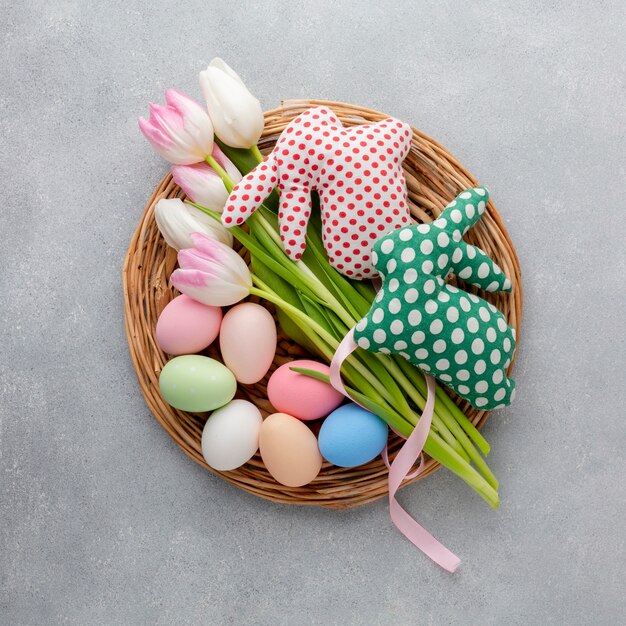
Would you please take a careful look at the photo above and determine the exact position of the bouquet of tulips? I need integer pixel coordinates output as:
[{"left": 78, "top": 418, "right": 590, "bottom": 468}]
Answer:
[{"left": 139, "top": 59, "right": 500, "bottom": 516}]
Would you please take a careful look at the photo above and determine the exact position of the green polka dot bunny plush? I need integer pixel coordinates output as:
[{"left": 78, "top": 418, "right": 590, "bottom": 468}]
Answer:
[{"left": 353, "top": 187, "right": 516, "bottom": 410}]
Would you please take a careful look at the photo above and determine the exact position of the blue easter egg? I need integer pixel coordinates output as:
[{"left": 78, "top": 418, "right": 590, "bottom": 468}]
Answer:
[{"left": 318, "top": 403, "right": 389, "bottom": 468}]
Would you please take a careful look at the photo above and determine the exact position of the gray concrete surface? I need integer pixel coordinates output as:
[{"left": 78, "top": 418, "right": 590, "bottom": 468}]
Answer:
[{"left": 1, "top": 1, "right": 625, "bottom": 624}]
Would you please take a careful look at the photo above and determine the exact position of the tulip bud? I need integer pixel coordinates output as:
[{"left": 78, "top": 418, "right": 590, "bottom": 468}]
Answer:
[
  {"left": 139, "top": 89, "right": 214, "bottom": 164},
  {"left": 155, "top": 198, "right": 233, "bottom": 250},
  {"left": 199, "top": 58, "right": 264, "bottom": 149},
  {"left": 171, "top": 146, "right": 241, "bottom": 211},
  {"left": 171, "top": 233, "right": 252, "bottom": 306}
]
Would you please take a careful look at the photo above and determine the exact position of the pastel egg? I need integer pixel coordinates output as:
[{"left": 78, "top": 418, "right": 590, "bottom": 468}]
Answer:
[
  {"left": 201, "top": 399, "right": 263, "bottom": 471},
  {"left": 318, "top": 403, "right": 388, "bottom": 468},
  {"left": 267, "top": 360, "right": 344, "bottom": 420},
  {"left": 259, "top": 413, "right": 323, "bottom": 487},
  {"left": 156, "top": 294, "right": 222, "bottom": 355},
  {"left": 219, "top": 303, "right": 277, "bottom": 384},
  {"left": 159, "top": 355, "right": 236, "bottom": 412}
]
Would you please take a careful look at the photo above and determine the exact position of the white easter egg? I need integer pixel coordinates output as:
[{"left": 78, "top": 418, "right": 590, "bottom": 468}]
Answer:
[{"left": 201, "top": 399, "right": 263, "bottom": 471}]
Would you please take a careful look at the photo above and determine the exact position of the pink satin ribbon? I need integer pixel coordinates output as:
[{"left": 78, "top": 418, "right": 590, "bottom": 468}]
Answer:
[{"left": 330, "top": 329, "right": 461, "bottom": 573}]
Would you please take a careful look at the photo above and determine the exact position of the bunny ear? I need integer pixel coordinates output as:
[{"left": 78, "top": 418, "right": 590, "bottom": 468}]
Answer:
[
  {"left": 304, "top": 105, "right": 342, "bottom": 128},
  {"left": 370, "top": 118, "right": 413, "bottom": 161},
  {"left": 440, "top": 187, "right": 490, "bottom": 237},
  {"left": 278, "top": 185, "right": 313, "bottom": 261},
  {"left": 221, "top": 153, "right": 278, "bottom": 227},
  {"left": 452, "top": 241, "right": 513, "bottom": 293},
  {"left": 390, "top": 119, "right": 413, "bottom": 160}
]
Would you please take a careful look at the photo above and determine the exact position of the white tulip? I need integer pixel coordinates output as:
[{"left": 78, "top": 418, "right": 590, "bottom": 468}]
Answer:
[
  {"left": 199, "top": 58, "right": 265, "bottom": 149},
  {"left": 154, "top": 198, "right": 233, "bottom": 251}
]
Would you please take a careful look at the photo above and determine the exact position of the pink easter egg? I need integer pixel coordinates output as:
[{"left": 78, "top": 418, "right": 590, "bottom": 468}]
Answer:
[
  {"left": 267, "top": 360, "right": 344, "bottom": 421},
  {"left": 219, "top": 303, "right": 277, "bottom": 384},
  {"left": 156, "top": 294, "right": 222, "bottom": 355}
]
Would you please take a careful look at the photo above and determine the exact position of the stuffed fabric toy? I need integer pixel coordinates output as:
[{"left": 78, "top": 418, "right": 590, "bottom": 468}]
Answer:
[
  {"left": 221, "top": 106, "right": 412, "bottom": 279},
  {"left": 353, "top": 187, "right": 516, "bottom": 410}
]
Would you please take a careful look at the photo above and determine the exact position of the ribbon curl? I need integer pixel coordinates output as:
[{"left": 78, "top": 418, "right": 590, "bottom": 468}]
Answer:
[{"left": 330, "top": 329, "right": 461, "bottom": 573}]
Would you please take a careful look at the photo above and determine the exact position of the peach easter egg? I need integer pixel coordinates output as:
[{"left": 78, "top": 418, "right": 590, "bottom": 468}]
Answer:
[{"left": 259, "top": 413, "right": 322, "bottom": 487}]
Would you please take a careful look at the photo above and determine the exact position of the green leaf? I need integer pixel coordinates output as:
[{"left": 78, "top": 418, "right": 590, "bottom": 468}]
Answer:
[
  {"left": 250, "top": 255, "right": 299, "bottom": 307},
  {"left": 357, "top": 351, "right": 414, "bottom": 417},
  {"left": 301, "top": 242, "right": 363, "bottom": 321},
  {"left": 351, "top": 277, "right": 378, "bottom": 302},
  {"left": 298, "top": 293, "right": 337, "bottom": 338},
  {"left": 297, "top": 294, "right": 347, "bottom": 340},
  {"left": 264, "top": 301, "right": 336, "bottom": 362},
  {"left": 251, "top": 256, "right": 322, "bottom": 355},
  {"left": 275, "top": 310, "right": 322, "bottom": 356}
]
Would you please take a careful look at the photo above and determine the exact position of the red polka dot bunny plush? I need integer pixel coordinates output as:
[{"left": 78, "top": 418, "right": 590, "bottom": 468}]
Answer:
[{"left": 221, "top": 106, "right": 413, "bottom": 279}]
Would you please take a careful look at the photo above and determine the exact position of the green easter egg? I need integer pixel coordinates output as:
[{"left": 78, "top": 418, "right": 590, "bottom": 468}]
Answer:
[{"left": 159, "top": 355, "right": 236, "bottom": 412}]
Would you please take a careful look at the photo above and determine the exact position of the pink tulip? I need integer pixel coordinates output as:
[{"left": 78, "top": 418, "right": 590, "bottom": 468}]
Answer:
[
  {"left": 171, "top": 145, "right": 242, "bottom": 211},
  {"left": 139, "top": 89, "right": 214, "bottom": 164},
  {"left": 171, "top": 233, "right": 252, "bottom": 306}
]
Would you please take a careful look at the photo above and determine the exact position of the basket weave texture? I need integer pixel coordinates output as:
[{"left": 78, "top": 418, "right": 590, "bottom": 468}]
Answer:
[{"left": 123, "top": 100, "right": 522, "bottom": 509}]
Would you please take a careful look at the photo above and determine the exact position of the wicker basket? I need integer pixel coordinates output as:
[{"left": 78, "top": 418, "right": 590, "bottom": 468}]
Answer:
[{"left": 123, "top": 100, "right": 522, "bottom": 509}]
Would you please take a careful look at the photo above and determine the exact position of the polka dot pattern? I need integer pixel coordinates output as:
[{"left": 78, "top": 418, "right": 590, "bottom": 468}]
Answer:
[
  {"left": 221, "top": 106, "right": 412, "bottom": 279},
  {"left": 353, "top": 186, "right": 517, "bottom": 409}
]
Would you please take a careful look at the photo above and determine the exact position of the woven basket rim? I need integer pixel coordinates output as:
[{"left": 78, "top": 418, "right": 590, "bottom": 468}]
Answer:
[{"left": 123, "top": 99, "right": 523, "bottom": 509}]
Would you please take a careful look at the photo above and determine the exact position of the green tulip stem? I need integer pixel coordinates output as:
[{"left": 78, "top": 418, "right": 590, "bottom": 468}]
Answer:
[
  {"left": 205, "top": 155, "right": 235, "bottom": 193},
  {"left": 251, "top": 145, "right": 264, "bottom": 163}
]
